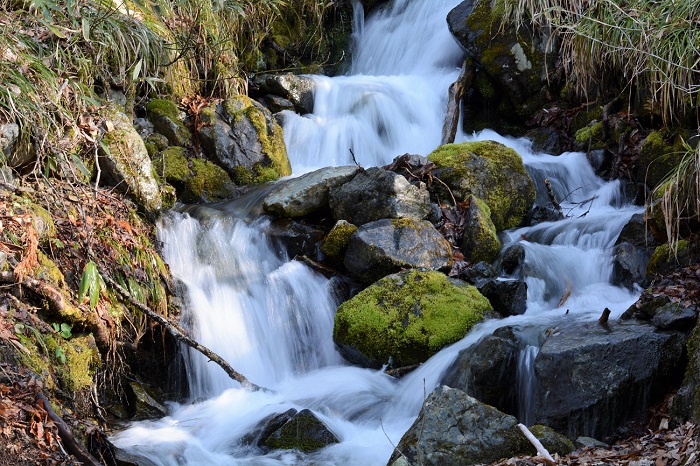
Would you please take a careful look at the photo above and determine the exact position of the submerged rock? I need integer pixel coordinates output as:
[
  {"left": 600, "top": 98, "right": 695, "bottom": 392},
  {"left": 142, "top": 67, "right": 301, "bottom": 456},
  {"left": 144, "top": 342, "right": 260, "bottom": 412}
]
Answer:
[
  {"left": 263, "top": 166, "right": 358, "bottom": 217},
  {"left": 329, "top": 167, "right": 433, "bottom": 226},
  {"left": 387, "top": 386, "right": 571, "bottom": 466},
  {"left": 532, "top": 320, "right": 685, "bottom": 439},
  {"left": 343, "top": 218, "right": 452, "bottom": 283},
  {"left": 428, "top": 140, "right": 535, "bottom": 231},
  {"left": 334, "top": 270, "right": 491, "bottom": 367}
]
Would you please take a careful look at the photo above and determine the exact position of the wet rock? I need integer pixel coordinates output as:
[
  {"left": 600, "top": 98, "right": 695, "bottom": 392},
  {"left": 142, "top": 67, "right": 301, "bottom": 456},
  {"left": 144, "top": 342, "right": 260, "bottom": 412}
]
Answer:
[
  {"left": 651, "top": 302, "right": 697, "bottom": 331},
  {"left": 241, "top": 408, "right": 297, "bottom": 447},
  {"left": 263, "top": 166, "right": 358, "bottom": 217},
  {"left": 99, "top": 110, "right": 162, "bottom": 214},
  {"left": 199, "top": 96, "right": 291, "bottom": 185},
  {"left": 455, "top": 261, "right": 498, "bottom": 286},
  {"left": 647, "top": 241, "right": 692, "bottom": 277},
  {"left": 252, "top": 73, "right": 316, "bottom": 114},
  {"left": 478, "top": 279, "right": 527, "bottom": 316},
  {"left": 344, "top": 218, "right": 452, "bottom": 283},
  {"left": 388, "top": 386, "right": 568, "bottom": 466},
  {"left": 532, "top": 320, "right": 685, "bottom": 439},
  {"left": 616, "top": 213, "right": 657, "bottom": 249},
  {"left": 258, "top": 94, "right": 296, "bottom": 114},
  {"left": 447, "top": 0, "right": 558, "bottom": 120},
  {"left": 114, "top": 449, "right": 160, "bottom": 466},
  {"left": 428, "top": 140, "right": 536, "bottom": 231},
  {"left": 329, "top": 167, "right": 432, "bottom": 226},
  {"left": 267, "top": 219, "right": 325, "bottom": 258},
  {"left": 128, "top": 381, "right": 167, "bottom": 420},
  {"left": 500, "top": 243, "right": 526, "bottom": 275},
  {"left": 263, "top": 409, "right": 339, "bottom": 452},
  {"left": 460, "top": 195, "right": 502, "bottom": 264},
  {"left": 671, "top": 321, "right": 700, "bottom": 422},
  {"left": 321, "top": 220, "right": 358, "bottom": 263},
  {"left": 145, "top": 99, "right": 191, "bottom": 147},
  {"left": 334, "top": 270, "right": 491, "bottom": 367},
  {"left": 441, "top": 328, "right": 519, "bottom": 414},
  {"left": 612, "top": 241, "right": 650, "bottom": 288},
  {"left": 524, "top": 205, "right": 565, "bottom": 226},
  {"left": 526, "top": 127, "right": 565, "bottom": 154}
]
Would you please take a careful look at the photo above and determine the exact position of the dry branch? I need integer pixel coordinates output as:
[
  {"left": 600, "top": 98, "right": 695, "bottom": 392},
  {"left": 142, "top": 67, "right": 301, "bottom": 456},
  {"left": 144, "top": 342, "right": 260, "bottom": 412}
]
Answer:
[
  {"left": 441, "top": 60, "right": 475, "bottom": 145},
  {"left": 517, "top": 423, "right": 554, "bottom": 462}
]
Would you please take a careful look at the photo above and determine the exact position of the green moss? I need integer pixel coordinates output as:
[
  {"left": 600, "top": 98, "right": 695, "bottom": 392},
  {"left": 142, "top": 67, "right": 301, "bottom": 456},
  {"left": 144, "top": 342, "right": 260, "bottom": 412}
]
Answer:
[
  {"left": 462, "top": 196, "right": 501, "bottom": 263},
  {"left": 333, "top": 270, "right": 492, "bottom": 366},
  {"left": 146, "top": 99, "right": 180, "bottom": 122},
  {"left": 647, "top": 240, "right": 689, "bottom": 276},
  {"left": 574, "top": 121, "right": 605, "bottom": 148},
  {"left": 34, "top": 251, "right": 65, "bottom": 286},
  {"left": 46, "top": 335, "right": 101, "bottom": 392},
  {"left": 184, "top": 158, "right": 235, "bottom": 202},
  {"left": 157, "top": 146, "right": 190, "bottom": 184},
  {"left": 637, "top": 130, "right": 688, "bottom": 187},
  {"left": 528, "top": 425, "right": 575, "bottom": 455},
  {"left": 428, "top": 140, "right": 535, "bottom": 230},
  {"left": 321, "top": 220, "right": 358, "bottom": 261},
  {"left": 146, "top": 99, "right": 190, "bottom": 147},
  {"left": 144, "top": 142, "right": 158, "bottom": 158}
]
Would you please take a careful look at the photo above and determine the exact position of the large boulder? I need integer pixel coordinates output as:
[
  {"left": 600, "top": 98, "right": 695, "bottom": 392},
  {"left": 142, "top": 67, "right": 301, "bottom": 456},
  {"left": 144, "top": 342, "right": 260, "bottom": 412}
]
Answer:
[
  {"left": 329, "top": 167, "right": 433, "bottom": 225},
  {"left": 252, "top": 73, "right": 316, "bottom": 115},
  {"left": 344, "top": 218, "right": 452, "bottom": 283},
  {"left": 243, "top": 408, "right": 339, "bottom": 453},
  {"left": 199, "top": 96, "right": 291, "bottom": 185},
  {"left": 428, "top": 141, "right": 535, "bottom": 231},
  {"left": 387, "top": 386, "right": 572, "bottom": 466},
  {"left": 447, "top": 0, "right": 558, "bottom": 120},
  {"left": 263, "top": 166, "right": 358, "bottom": 217},
  {"left": 440, "top": 327, "right": 519, "bottom": 415},
  {"left": 459, "top": 195, "right": 502, "bottom": 263},
  {"left": 99, "top": 111, "right": 162, "bottom": 214},
  {"left": 334, "top": 270, "right": 491, "bottom": 367},
  {"left": 532, "top": 320, "right": 686, "bottom": 439}
]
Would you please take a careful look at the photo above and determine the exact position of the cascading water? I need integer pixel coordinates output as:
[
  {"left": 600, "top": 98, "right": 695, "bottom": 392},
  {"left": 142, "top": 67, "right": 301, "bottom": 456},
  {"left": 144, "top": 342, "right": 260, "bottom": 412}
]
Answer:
[{"left": 112, "top": 1, "right": 642, "bottom": 464}]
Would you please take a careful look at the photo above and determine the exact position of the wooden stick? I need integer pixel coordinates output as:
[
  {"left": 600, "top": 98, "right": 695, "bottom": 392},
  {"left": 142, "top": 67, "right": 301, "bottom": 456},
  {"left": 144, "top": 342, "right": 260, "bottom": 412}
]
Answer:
[
  {"left": 441, "top": 60, "right": 475, "bottom": 145},
  {"left": 517, "top": 423, "right": 554, "bottom": 462},
  {"left": 598, "top": 307, "right": 611, "bottom": 325},
  {"left": 99, "top": 271, "right": 269, "bottom": 393},
  {"left": 544, "top": 179, "right": 562, "bottom": 212}
]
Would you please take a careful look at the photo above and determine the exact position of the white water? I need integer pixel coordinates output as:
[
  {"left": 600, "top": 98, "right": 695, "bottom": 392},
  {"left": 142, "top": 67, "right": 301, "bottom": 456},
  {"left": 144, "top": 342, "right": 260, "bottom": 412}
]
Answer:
[{"left": 112, "top": 1, "right": 642, "bottom": 464}]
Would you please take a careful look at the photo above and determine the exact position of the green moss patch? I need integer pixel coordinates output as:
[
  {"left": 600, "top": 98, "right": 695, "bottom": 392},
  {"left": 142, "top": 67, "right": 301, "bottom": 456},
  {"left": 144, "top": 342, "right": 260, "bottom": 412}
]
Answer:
[
  {"left": 333, "top": 269, "right": 492, "bottom": 366},
  {"left": 321, "top": 220, "right": 358, "bottom": 262}
]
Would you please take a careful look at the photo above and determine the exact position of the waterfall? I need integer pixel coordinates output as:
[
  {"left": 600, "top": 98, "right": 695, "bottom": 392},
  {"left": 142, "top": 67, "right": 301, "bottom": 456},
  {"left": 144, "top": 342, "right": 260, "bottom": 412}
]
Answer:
[{"left": 112, "top": 1, "right": 642, "bottom": 464}]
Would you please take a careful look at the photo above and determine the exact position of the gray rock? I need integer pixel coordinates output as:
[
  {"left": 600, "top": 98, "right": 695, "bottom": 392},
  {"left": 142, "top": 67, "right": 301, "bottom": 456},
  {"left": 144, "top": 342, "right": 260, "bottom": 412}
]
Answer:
[
  {"left": 267, "top": 219, "right": 325, "bottom": 258},
  {"left": 532, "top": 320, "right": 685, "bottom": 438},
  {"left": 263, "top": 166, "right": 358, "bottom": 217},
  {"left": 524, "top": 205, "right": 565, "bottom": 226},
  {"left": 329, "top": 167, "right": 432, "bottom": 225},
  {"left": 388, "top": 386, "right": 536, "bottom": 466},
  {"left": 344, "top": 218, "right": 452, "bottom": 283},
  {"left": 500, "top": 243, "right": 526, "bottom": 275},
  {"left": 263, "top": 409, "right": 339, "bottom": 452},
  {"left": 198, "top": 96, "right": 291, "bottom": 184},
  {"left": 0, "top": 123, "right": 19, "bottom": 160},
  {"left": 456, "top": 261, "right": 499, "bottom": 286},
  {"left": 145, "top": 99, "right": 191, "bottom": 147},
  {"left": 651, "top": 302, "right": 697, "bottom": 331},
  {"left": 575, "top": 437, "right": 609, "bottom": 448},
  {"left": 478, "top": 279, "right": 528, "bottom": 316},
  {"left": 259, "top": 95, "right": 296, "bottom": 114},
  {"left": 526, "top": 127, "right": 565, "bottom": 154},
  {"left": 441, "top": 329, "right": 519, "bottom": 415},
  {"left": 129, "top": 381, "right": 167, "bottom": 420},
  {"left": 612, "top": 241, "right": 650, "bottom": 288},
  {"left": 253, "top": 73, "right": 316, "bottom": 114},
  {"left": 616, "top": 213, "right": 657, "bottom": 249},
  {"left": 99, "top": 111, "right": 162, "bottom": 214},
  {"left": 241, "top": 408, "right": 297, "bottom": 447}
]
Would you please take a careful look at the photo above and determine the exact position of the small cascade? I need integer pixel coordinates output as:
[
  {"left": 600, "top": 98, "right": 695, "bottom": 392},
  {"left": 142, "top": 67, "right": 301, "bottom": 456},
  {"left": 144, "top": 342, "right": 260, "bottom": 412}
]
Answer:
[{"left": 517, "top": 345, "right": 539, "bottom": 426}]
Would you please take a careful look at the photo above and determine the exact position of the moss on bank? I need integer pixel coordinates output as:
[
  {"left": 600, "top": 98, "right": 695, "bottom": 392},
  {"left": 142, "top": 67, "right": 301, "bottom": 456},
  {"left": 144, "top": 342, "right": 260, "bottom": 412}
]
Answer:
[{"left": 333, "top": 270, "right": 492, "bottom": 366}]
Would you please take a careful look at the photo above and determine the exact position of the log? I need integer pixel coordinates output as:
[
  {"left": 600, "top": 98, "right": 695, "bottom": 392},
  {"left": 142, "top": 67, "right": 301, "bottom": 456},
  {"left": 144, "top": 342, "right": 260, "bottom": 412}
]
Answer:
[
  {"left": 517, "top": 423, "right": 554, "bottom": 462},
  {"left": 598, "top": 307, "right": 611, "bottom": 325},
  {"left": 441, "top": 60, "right": 475, "bottom": 145},
  {"left": 99, "top": 271, "right": 269, "bottom": 393},
  {"left": 36, "top": 390, "right": 103, "bottom": 466}
]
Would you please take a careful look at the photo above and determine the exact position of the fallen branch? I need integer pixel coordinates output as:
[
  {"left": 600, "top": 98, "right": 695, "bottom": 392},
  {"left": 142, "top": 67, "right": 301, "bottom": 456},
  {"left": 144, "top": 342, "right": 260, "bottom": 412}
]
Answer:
[
  {"left": 544, "top": 179, "right": 562, "bottom": 212},
  {"left": 441, "top": 60, "right": 475, "bottom": 145},
  {"left": 99, "top": 270, "right": 269, "bottom": 393},
  {"left": 36, "top": 390, "right": 102, "bottom": 466},
  {"left": 598, "top": 307, "right": 611, "bottom": 325},
  {"left": 517, "top": 423, "right": 554, "bottom": 463}
]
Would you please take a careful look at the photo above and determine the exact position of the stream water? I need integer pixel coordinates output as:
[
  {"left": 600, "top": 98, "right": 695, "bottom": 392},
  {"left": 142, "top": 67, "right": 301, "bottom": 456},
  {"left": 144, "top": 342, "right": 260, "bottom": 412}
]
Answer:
[{"left": 112, "top": 1, "right": 642, "bottom": 464}]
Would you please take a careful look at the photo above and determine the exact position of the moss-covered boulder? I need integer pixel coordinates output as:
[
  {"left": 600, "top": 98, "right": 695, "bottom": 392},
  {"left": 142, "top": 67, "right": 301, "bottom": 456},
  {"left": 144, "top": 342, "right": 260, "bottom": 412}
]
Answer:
[
  {"left": 99, "top": 110, "right": 162, "bottom": 214},
  {"left": 460, "top": 195, "right": 502, "bottom": 263},
  {"left": 344, "top": 218, "right": 453, "bottom": 283},
  {"left": 321, "top": 220, "right": 358, "bottom": 263},
  {"left": 388, "top": 386, "right": 568, "bottom": 466},
  {"left": 145, "top": 99, "right": 191, "bottom": 147},
  {"left": 447, "top": 0, "right": 558, "bottom": 121},
  {"left": 634, "top": 129, "right": 688, "bottom": 188},
  {"left": 428, "top": 140, "right": 535, "bottom": 230},
  {"left": 263, "top": 409, "right": 339, "bottom": 453},
  {"left": 333, "top": 270, "right": 491, "bottom": 367},
  {"left": 647, "top": 241, "right": 691, "bottom": 276},
  {"left": 199, "top": 96, "right": 291, "bottom": 185}
]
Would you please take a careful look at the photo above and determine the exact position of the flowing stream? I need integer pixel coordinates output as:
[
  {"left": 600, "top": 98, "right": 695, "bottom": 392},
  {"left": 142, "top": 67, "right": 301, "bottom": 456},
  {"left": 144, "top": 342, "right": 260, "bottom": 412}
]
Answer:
[{"left": 112, "top": 1, "right": 642, "bottom": 464}]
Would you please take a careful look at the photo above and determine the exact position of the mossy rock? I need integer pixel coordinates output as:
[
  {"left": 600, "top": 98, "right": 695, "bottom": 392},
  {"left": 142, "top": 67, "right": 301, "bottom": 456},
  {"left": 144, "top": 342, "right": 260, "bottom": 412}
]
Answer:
[
  {"left": 460, "top": 195, "right": 502, "bottom": 263},
  {"left": 428, "top": 140, "right": 535, "bottom": 230},
  {"left": 183, "top": 158, "right": 236, "bottom": 203},
  {"left": 635, "top": 129, "right": 688, "bottom": 188},
  {"left": 574, "top": 121, "right": 607, "bottom": 150},
  {"left": 46, "top": 335, "right": 101, "bottom": 392},
  {"left": 145, "top": 99, "right": 191, "bottom": 147},
  {"left": 263, "top": 409, "right": 339, "bottom": 453},
  {"left": 333, "top": 270, "right": 492, "bottom": 367},
  {"left": 528, "top": 425, "right": 575, "bottom": 456},
  {"left": 155, "top": 146, "right": 190, "bottom": 186},
  {"left": 647, "top": 241, "right": 690, "bottom": 276},
  {"left": 320, "top": 220, "right": 358, "bottom": 262}
]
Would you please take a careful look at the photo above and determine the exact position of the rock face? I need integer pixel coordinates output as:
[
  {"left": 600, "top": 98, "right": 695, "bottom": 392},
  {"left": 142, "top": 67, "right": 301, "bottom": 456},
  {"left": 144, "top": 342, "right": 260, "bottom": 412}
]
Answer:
[
  {"left": 243, "top": 408, "right": 339, "bottom": 453},
  {"left": 199, "top": 95, "right": 291, "bottom": 185},
  {"left": 441, "top": 327, "right": 519, "bottom": 415},
  {"left": 252, "top": 73, "right": 316, "bottom": 114},
  {"left": 460, "top": 195, "right": 502, "bottom": 263},
  {"left": 99, "top": 111, "right": 162, "bottom": 214},
  {"left": 263, "top": 166, "right": 358, "bottom": 217},
  {"left": 387, "top": 386, "right": 571, "bottom": 466},
  {"left": 447, "top": 0, "right": 558, "bottom": 120},
  {"left": 329, "top": 167, "right": 433, "bottom": 225},
  {"left": 344, "top": 218, "right": 452, "bottom": 283},
  {"left": 428, "top": 141, "right": 535, "bottom": 231},
  {"left": 532, "top": 320, "right": 685, "bottom": 438},
  {"left": 334, "top": 270, "right": 491, "bottom": 367}
]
